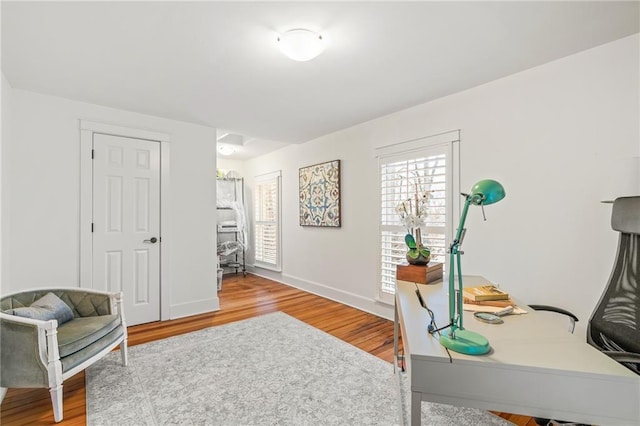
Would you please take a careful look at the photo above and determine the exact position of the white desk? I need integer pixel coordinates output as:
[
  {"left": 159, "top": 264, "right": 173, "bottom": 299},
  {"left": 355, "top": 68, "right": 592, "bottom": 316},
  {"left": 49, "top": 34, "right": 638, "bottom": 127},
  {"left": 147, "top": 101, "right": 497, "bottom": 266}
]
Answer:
[{"left": 394, "top": 276, "right": 640, "bottom": 426}]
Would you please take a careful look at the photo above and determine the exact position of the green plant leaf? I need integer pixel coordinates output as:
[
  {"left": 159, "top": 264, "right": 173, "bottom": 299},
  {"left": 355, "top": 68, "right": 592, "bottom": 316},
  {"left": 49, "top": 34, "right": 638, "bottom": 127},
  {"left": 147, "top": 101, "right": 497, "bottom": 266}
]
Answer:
[
  {"left": 405, "top": 233, "right": 416, "bottom": 249},
  {"left": 419, "top": 248, "right": 431, "bottom": 258},
  {"left": 407, "top": 248, "right": 419, "bottom": 259}
]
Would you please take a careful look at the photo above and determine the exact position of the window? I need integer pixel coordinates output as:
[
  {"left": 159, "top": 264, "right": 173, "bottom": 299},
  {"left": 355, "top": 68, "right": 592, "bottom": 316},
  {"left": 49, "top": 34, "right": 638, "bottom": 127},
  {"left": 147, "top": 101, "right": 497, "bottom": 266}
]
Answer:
[
  {"left": 254, "top": 171, "right": 281, "bottom": 271},
  {"left": 377, "top": 132, "right": 459, "bottom": 301}
]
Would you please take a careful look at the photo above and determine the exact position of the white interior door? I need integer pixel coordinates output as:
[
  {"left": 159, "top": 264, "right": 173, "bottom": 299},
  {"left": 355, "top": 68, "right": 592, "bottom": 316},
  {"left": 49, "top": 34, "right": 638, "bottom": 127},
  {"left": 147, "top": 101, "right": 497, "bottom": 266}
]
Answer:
[{"left": 92, "top": 133, "right": 161, "bottom": 325}]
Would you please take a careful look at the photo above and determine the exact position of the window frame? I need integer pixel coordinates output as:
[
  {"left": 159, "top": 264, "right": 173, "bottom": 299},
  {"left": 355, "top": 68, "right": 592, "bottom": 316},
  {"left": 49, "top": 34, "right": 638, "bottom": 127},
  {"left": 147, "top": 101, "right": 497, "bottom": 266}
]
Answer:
[
  {"left": 375, "top": 131, "right": 460, "bottom": 304},
  {"left": 253, "top": 170, "right": 282, "bottom": 272}
]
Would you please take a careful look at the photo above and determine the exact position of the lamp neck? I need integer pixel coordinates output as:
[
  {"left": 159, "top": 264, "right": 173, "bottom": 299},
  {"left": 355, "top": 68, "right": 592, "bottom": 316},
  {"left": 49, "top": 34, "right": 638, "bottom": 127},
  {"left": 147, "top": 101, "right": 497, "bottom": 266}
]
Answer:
[
  {"left": 452, "top": 195, "right": 473, "bottom": 250},
  {"left": 447, "top": 195, "right": 474, "bottom": 335}
]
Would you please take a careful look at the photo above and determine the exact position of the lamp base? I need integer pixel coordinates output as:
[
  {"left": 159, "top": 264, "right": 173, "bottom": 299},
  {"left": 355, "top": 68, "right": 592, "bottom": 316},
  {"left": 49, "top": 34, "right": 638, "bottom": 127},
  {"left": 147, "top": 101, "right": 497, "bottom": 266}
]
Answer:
[{"left": 440, "top": 329, "right": 490, "bottom": 355}]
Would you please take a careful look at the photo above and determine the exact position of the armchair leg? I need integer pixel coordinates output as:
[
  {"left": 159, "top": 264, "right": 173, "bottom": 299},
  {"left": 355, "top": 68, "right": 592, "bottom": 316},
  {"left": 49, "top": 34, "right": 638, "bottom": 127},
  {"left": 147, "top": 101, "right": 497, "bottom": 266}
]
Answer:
[
  {"left": 120, "top": 337, "right": 128, "bottom": 366},
  {"left": 50, "top": 384, "right": 63, "bottom": 422}
]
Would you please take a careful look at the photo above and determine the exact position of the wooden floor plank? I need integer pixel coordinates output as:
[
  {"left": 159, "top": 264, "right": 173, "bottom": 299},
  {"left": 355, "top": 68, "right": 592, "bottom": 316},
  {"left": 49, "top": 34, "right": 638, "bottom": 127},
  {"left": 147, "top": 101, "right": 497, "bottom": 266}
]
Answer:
[{"left": 0, "top": 273, "right": 534, "bottom": 425}]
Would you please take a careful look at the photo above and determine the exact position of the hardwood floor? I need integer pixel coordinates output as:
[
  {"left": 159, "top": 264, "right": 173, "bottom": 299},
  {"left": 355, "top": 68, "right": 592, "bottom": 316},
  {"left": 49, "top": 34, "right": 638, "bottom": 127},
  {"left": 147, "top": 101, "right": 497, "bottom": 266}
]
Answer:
[{"left": 1, "top": 273, "right": 536, "bottom": 425}]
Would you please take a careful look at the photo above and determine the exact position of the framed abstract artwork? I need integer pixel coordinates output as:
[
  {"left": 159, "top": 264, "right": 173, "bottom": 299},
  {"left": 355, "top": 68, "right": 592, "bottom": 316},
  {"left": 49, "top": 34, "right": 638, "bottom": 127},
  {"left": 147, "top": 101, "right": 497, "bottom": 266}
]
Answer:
[{"left": 299, "top": 159, "right": 341, "bottom": 227}]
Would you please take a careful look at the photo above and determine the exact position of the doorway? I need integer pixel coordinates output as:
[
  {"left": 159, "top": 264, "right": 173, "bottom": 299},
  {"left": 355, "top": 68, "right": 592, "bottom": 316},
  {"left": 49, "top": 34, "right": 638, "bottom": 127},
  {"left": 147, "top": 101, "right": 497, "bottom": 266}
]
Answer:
[{"left": 79, "top": 121, "right": 171, "bottom": 325}]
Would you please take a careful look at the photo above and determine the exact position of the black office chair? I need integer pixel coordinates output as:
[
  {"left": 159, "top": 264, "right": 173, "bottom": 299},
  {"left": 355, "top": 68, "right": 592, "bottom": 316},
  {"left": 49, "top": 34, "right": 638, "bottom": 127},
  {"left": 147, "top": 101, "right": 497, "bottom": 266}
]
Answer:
[
  {"left": 531, "top": 196, "right": 640, "bottom": 373},
  {"left": 585, "top": 196, "right": 640, "bottom": 373},
  {"left": 530, "top": 196, "right": 640, "bottom": 426}
]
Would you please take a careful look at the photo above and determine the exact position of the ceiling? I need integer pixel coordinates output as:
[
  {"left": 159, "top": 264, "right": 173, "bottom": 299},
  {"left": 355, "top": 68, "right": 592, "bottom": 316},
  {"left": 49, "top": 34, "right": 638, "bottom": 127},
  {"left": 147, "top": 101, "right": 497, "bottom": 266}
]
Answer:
[{"left": 2, "top": 1, "right": 639, "bottom": 160}]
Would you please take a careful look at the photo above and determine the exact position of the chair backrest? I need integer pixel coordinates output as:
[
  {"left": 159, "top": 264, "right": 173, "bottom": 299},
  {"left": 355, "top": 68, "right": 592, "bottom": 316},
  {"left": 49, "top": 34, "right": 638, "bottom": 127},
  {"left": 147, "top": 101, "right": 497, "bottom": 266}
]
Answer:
[
  {"left": 1, "top": 289, "right": 112, "bottom": 318},
  {"left": 587, "top": 196, "right": 640, "bottom": 373}
]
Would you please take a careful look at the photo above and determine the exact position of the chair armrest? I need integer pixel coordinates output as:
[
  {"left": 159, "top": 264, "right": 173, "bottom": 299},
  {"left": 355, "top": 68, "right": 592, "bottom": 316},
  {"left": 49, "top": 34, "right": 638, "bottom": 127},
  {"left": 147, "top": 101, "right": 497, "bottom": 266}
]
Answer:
[
  {"left": 528, "top": 304, "right": 579, "bottom": 333},
  {"left": 528, "top": 305, "right": 579, "bottom": 322},
  {"left": 113, "top": 291, "right": 127, "bottom": 330},
  {"left": 0, "top": 313, "right": 58, "bottom": 388}
]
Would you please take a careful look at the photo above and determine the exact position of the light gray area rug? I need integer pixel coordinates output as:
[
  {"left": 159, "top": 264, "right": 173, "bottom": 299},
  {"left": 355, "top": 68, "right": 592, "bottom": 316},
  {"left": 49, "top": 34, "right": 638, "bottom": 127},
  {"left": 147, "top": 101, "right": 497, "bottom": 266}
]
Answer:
[{"left": 86, "top": 312, "right": 509, "bottom": 425}]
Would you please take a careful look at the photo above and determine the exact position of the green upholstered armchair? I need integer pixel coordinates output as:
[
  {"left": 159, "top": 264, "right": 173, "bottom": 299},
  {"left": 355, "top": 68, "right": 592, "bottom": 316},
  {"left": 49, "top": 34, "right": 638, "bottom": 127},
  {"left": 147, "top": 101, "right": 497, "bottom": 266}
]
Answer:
[{"left": 0, "top": 288, "right": 128, "bottom": 422}]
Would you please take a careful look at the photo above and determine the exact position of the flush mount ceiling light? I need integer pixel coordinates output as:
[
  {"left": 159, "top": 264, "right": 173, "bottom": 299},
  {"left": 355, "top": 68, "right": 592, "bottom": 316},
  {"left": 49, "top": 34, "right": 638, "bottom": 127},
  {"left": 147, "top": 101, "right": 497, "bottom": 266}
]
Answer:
[
  {"left": 277, "top": 29, "right": 325, "bottom": 62},
  {"left": 218, "top": 145, "right": 236, "bottom": 156}
]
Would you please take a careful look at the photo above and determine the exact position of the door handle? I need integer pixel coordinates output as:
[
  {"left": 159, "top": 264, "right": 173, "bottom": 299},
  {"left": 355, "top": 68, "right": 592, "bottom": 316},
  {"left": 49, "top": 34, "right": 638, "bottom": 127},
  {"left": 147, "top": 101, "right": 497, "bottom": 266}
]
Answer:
[{"left": 143, "top": 237, "right": 158, "bottom": 244}]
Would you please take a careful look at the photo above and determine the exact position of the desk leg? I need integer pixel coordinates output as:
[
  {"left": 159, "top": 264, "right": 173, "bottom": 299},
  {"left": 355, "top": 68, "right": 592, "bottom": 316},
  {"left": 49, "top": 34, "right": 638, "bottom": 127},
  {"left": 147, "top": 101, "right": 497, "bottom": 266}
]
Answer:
[
  {"left": 411, "top": 391, "right": 421, "bottom": 426},
  {"left": 394, "top": 298, "right": 399, "bottom": 373}
]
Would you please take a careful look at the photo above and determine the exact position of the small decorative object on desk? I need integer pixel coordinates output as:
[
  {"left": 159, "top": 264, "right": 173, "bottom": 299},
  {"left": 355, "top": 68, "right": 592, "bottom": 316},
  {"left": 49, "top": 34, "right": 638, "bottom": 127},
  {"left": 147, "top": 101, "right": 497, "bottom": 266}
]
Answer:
[
  {"left": 404, "top": 233, "right": 430, "bottom": 265},
  {"left": 396, "top": 263, "right": 443, "bottom": 285},
  {"left": 396, "top": 181, "right": 431, "bottom": 265}
]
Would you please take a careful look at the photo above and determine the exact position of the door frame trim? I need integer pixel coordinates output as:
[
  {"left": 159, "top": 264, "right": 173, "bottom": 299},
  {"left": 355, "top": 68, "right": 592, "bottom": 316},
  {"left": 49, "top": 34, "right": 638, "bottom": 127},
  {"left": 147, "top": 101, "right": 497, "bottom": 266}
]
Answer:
[{"left": 79, "top": 120, "right": 171, "bottom": 321}]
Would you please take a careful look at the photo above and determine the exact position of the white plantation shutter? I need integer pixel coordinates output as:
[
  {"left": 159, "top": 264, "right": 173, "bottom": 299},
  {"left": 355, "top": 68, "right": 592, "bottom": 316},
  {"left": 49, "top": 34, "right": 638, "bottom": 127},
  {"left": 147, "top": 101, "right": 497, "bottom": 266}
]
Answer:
[
  {"left": 377, "top": 132, "right": 459, "bottom": 300},
  {"left": 254, "top": 171, "right": 281, "bottom": 271}
]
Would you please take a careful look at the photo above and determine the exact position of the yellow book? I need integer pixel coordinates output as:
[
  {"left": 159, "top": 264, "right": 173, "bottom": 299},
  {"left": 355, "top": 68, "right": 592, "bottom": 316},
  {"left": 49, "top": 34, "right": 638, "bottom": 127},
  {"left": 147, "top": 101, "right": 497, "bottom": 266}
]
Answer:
[
  {"left": 463, "top": 297, "right": 514, "bottom": 307},
  {"left": 462, "top": 284, "right": 509, "bottom": 302}
]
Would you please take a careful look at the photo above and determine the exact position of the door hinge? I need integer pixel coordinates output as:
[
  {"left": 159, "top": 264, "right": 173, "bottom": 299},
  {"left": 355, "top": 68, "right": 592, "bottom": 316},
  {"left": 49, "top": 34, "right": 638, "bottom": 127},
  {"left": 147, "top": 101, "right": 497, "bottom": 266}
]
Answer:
[
  {"left": 91, "top": 149, "right": 95, "bottom": 159},
  {"left": 91, "top": 223, "right": 94, "bottom": 232}
]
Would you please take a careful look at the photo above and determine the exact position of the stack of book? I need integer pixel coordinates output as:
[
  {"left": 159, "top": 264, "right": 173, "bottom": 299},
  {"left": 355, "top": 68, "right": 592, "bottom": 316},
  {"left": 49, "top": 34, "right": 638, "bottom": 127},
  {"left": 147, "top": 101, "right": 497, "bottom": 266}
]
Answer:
[{"left": 462, "top": 284, "right": 514, "bottom": 307}]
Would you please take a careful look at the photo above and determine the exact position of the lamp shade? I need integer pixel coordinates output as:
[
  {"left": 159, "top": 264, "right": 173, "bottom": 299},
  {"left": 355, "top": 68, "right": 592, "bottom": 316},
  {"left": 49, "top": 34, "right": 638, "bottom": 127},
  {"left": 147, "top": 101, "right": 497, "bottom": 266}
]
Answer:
[
  {"left": 277, "top": 29, "right": 324, "bottom": 62},
  {"left": 469, "top": 179, "right": 506, "bottom": 206}
]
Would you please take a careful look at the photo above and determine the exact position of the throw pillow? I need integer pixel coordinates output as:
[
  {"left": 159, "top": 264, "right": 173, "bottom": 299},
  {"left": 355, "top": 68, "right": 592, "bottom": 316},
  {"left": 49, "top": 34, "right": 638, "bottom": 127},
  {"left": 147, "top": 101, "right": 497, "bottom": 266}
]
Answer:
[{"left": 8, "top": 292, "right": 74, "bottom": 325}]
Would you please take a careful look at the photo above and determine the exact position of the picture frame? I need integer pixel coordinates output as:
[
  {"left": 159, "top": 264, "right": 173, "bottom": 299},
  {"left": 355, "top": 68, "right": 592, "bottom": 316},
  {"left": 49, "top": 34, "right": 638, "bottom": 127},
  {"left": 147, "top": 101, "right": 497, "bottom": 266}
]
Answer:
[{"left": 299, "top": 159, "right": 341, "bottom": 227}]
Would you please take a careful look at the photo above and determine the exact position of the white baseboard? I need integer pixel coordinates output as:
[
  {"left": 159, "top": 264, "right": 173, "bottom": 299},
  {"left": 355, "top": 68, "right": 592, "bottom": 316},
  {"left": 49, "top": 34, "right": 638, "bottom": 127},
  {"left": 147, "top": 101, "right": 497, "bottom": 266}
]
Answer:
[
  {"left": 246, "top": 266, "right": 394, "bottom": 321},
  {"left": 169, "top": 297, "right": 220, "bottom": 320}
]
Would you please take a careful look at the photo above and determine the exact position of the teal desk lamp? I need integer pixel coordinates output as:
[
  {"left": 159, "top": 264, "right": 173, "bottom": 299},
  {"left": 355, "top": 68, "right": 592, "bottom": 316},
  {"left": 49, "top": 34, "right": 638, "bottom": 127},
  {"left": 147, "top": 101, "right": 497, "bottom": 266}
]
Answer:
[{"left": 439, "top": 179, "right": 506, "bottom": 355}]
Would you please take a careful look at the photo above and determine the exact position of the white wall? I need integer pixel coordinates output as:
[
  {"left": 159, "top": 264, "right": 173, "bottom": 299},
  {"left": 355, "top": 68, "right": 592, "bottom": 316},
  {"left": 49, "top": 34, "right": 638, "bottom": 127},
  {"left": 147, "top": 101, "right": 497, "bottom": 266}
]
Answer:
[
  {"left": 245, "top": 34, "right": 640, "bottom": 335},
  {"left": 3, "top": 88, "right": 219, "bottom": 318},
  {"left": 1, "top": 73, "right": 13, "bottom": 296}
]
